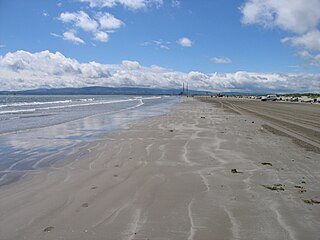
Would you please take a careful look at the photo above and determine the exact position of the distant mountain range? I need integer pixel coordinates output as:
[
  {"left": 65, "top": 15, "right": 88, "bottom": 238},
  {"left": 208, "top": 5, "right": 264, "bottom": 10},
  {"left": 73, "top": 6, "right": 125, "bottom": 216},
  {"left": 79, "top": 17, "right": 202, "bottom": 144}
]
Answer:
[{"left": 0, "top": 86, "right": 213, "bottom": 95}]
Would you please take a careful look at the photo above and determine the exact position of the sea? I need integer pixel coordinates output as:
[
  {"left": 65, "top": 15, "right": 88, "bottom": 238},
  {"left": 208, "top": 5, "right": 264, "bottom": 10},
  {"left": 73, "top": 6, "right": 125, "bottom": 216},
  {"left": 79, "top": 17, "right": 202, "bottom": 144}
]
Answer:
[{"left": 0, "top": 95, "right": 180, "bottom": 186}]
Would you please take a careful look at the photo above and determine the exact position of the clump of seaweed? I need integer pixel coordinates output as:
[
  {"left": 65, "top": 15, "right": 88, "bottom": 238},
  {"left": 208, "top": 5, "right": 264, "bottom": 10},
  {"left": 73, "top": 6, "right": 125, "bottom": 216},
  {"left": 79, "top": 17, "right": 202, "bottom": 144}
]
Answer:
[
  {"left": 231, "top": 169, "right": 243, "bottom": 174},
  {"left": 262, "top": 184, "right": 285, "bottom": 191},
  {"left": 261, "top": 162, "right": 273, "bottom": 166},
  {"left": 81, "top": 203, "right": 89, "bottom": 208},
  {"left": 303, "top": 199, "right": 320, "bottom": 205},
  {"left": 43, "top": 226, "right": 54, "bottom": 232}
]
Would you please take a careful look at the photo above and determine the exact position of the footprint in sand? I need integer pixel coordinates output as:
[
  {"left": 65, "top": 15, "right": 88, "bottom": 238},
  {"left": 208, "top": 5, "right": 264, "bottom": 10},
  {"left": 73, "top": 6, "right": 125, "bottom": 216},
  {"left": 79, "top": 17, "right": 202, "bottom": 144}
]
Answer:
[{"left": 82, "top": 203, "right": 89, "bottom": 208}]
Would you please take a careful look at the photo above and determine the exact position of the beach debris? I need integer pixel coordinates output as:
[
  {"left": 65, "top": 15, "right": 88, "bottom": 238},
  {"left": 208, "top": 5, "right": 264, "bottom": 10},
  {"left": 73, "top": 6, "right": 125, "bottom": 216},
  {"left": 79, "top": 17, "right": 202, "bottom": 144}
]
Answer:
[
  {"left": 262, "top": 184, "right": 285, "bottom": 191},
  {"left": 261, "top": 162, "right": 273, "bottom": 166},
  {"left": 231, "top": 169, "right": 243, "bottom": 174},
  {"left": 303, "top": 199, "right": 320, "bottom": 205},
  {"left": 301, "top": 181, "right": 306, "bottom": 184},
  {"left": 200, "top": 116, "right": 206, "bottom": 119},
  {"left": 91, "top": 186, "right": 97, "bottom": 190},
  {"left": 82, "top": 203, "right": 89, "bottom": 208},
  {"left": 43, "top": 226, "right": 54, "bottom": 232},
  {"left": 294, "top": 185, "right": 303, "bottom": 189},
  {"left": 169, "top": 129, "right": 174, "bottom": 132},
  {"left": 252, "top": 121, "right": 254, "bottom": 123},
  {"left": 303, "top": 199, "right": 312, "bottom": 204},
  {"left": 299, "top": 189, "right": 307, "bottom": 193}
]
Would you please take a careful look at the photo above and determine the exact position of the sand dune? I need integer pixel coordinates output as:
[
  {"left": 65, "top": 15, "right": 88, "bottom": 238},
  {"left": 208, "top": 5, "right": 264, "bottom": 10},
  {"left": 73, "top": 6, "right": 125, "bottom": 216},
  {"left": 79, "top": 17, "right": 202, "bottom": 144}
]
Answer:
[{"left": 0, "top": 98, "right": 319, "bottom": 240}]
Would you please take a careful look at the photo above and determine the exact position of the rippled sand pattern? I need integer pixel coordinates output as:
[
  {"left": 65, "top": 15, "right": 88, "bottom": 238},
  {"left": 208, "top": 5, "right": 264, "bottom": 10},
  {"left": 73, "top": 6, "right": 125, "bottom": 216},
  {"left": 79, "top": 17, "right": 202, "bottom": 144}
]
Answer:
[{"left": 0, "top": 98, "right": 319, "bottom": 240}]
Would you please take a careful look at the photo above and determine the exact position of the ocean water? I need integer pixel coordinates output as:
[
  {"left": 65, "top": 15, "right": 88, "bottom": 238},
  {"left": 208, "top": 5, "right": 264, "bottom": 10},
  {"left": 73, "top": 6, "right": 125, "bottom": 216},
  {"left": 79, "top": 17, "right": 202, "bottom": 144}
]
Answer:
[{"left": 0, "top": 95, "right": 180, "bottom": 186}]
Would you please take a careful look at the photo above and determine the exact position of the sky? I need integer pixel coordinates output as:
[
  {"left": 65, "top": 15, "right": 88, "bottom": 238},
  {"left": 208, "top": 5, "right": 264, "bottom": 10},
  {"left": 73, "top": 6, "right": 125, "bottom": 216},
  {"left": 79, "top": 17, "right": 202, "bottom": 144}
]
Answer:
[{"left": 0, "top": 0, "right": 319, "bottom": 93}]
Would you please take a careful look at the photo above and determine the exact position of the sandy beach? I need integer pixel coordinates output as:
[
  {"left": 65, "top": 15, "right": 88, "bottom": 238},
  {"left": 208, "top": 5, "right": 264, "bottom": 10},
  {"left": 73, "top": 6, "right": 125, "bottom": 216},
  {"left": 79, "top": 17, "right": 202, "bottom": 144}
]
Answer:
[{"left": 0, "top": 97, "right": 319, "bottom": 240}]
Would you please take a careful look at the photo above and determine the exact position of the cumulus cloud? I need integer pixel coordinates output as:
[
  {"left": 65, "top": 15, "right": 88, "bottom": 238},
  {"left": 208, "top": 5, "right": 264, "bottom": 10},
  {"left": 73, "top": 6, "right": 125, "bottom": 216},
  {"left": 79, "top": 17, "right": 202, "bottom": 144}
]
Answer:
[
  {"left": 282, "top": 30, "right": 320, "bottom": 51},
  {"left": 241, "top": 0, "right": 320, "bottom": 34},
  {"left": 121, "top": 60, "right": 141, "bottom": 70},
  {"left": 94, "top": 31, "right": 109, "bottom": 42},
  {"left": 58, "top": 11, "right": 123, "bottom": 43},
  {"left": 63, "top": 31, "right": 85, "bottom": 44},
  {"left": 177, "top": 37, "right": 193, "bottom": 47},
  {"left": 97, "top": 12, "right": 124, "bottom": 29},
  {"left": 211, "top": 57, "right": 232, "bottom": 64},
  {"left": 241, "top": 0, "right": 320, "bottom": 66},
  {"left": 0, "top": 50, "right": 319, "bottom": 93},
  {"left": 59, "top": 11, "right": 98, "bottom": 32},
  {"left": 78, "top": 0, "right": 163, "bottom": 10},
  {"left": 0, "top": 50, "right": 111, "bottom": 89}
]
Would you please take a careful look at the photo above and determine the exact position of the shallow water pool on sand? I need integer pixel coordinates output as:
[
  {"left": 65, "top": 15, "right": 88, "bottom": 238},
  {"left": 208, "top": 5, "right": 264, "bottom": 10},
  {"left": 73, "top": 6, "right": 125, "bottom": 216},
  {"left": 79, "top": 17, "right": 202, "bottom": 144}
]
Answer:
[{"left": 0, "top": 95, "right": 181, "bottom": 186}]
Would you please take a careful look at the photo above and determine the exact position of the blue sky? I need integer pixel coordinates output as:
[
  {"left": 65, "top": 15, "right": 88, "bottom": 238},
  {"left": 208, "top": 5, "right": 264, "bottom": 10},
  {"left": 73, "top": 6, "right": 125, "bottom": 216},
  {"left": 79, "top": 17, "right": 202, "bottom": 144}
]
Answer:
[{"left": 0, "top": 0, "right": 319, "bottom": 92}]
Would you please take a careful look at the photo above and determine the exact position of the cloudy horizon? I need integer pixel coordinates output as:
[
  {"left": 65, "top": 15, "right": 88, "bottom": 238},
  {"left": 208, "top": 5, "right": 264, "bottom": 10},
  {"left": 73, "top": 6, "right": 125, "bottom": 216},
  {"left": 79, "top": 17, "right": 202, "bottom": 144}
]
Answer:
[{"left": 0, "top": 0, "right": 319, "bottom": 93}]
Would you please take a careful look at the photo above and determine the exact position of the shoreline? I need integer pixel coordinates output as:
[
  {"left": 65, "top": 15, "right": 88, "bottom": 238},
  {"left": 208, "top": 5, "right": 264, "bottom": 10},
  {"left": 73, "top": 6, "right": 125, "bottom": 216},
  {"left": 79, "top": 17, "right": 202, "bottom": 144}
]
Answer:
[
  {"left": 0, "top": 96, "right": 180, "bottom": 187},
  {"left": 0, "top": 98, "right": 319, "bottom": 240}
]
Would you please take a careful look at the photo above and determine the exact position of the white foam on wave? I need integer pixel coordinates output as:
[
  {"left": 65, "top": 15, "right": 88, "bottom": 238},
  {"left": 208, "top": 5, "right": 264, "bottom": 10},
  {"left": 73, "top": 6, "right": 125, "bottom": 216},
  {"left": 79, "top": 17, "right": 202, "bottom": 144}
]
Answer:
[
  {"left": 0, "top": 99, "right": 73, "bottom": 108},
  {"left": 0, "top": 97, "right": 156, "bottom": 115}
]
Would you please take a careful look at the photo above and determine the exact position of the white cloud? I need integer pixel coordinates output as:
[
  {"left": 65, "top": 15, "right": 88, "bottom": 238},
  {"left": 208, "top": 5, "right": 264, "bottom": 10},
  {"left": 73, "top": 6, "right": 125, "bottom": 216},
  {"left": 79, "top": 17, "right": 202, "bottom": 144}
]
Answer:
[
  {"left": 241, "top": 0, "right": 320, "bottom": 34},
  {"left": 241, "top": 0, "right": 320, "bottom": 67},
  {"left": 42, "top": 11, "right": 48, "bottom": 17},
  {"left": 0, "top": 50, "right": 111, "bottom": 90},
  {"left": 141, "top": 39, "right": 170, "bottom": 50},
  {"left": 59, "top": 11, "right": 98, "bottom": 32},
  {"left": 78, "top": 0, "right": 163, "bottom": 9},
  {"left": 63, "top": 31, "right": 85, "bottom": 44},
  {"left": 211, "top": 57, "right": 232, "bottom": 64},
  {"left": 94, "top": 31, "right": 109, "bottom": 42},
  {"left": 297, "top": 51, "right": 320, "bottom": 66},
  {"left": 177, "top": 37, "right": 193, "bottom": 47},
  {"left": 50, "top": 32, "right": 61, "bottom": 38},
  {"left": 0, "top": 50, "right": 319, "bottom": 93},
  {"left": 58, "top": 11, "right": 124, "bottom": 43},
  {"left": 122, "top": 60, "right": 141, "bottom": 70},
  {"left": 0, "top": 44, "right": 5, "bottom": 48},
  {"left": 281, "top": 30, "right": 320, "bottom": 51},
  {"left": 97, "top": 12, "right": 124, "bottom": 29}
]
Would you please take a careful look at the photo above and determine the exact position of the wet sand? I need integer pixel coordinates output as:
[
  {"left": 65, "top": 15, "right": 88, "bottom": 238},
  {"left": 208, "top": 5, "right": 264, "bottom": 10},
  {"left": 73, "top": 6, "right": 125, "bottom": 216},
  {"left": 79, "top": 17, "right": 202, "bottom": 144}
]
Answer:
[{"left": 0, "top": 98, "right": 319, "bottom": 240}]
